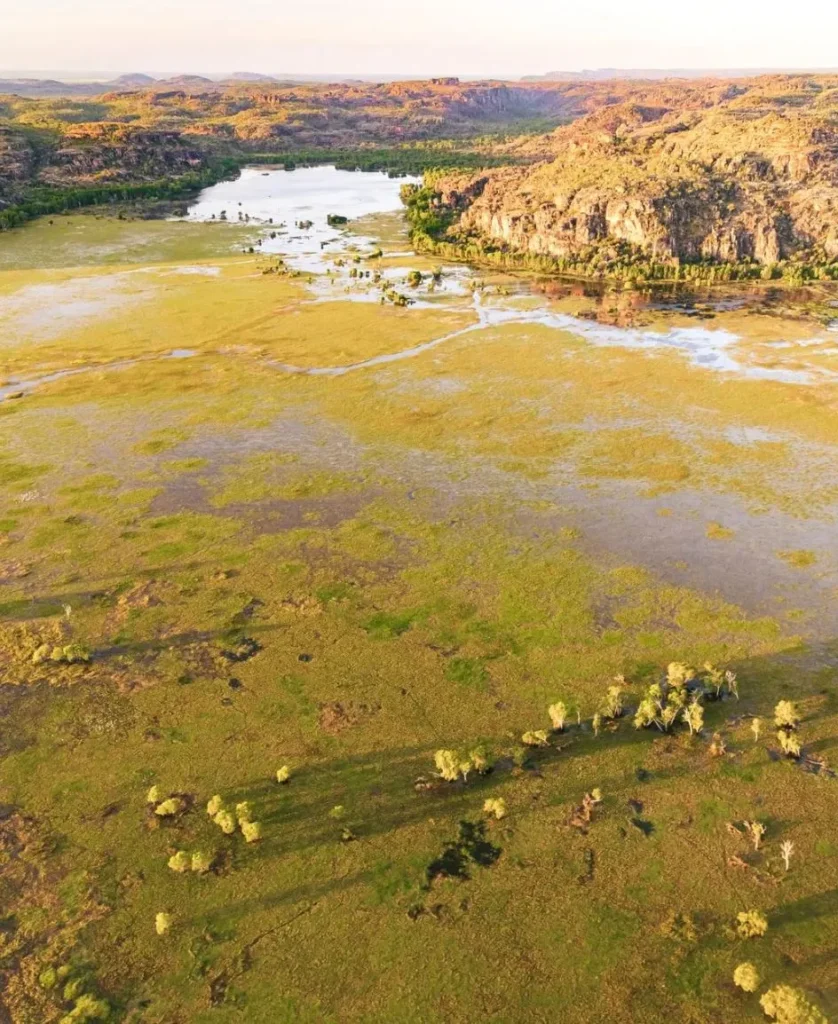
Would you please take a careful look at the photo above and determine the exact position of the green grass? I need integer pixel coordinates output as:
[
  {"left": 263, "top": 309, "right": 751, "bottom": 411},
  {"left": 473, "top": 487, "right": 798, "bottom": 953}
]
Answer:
[{"left": 0, "top": 208, "right": 837, "bottom": 1024}]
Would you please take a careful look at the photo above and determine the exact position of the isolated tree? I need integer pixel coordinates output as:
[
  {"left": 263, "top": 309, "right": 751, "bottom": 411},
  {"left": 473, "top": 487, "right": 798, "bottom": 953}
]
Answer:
[
  {"left": 548, "top": 702, "right": 568, "bottom": 731},
  {"left": 760, "top": 985, "right": 828, "bottom": 1024},
  {"left": 780, "top": 840, "right": 795, "bottom": 872},
  {"left": 733, "top": 961, "right": 760, "bottom": 992}
]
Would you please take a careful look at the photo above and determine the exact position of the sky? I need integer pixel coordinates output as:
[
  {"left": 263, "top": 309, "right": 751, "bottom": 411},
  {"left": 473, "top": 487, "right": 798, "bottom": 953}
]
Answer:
[{"left": 3, "top": 0, "right": 838, "bottom": 78}]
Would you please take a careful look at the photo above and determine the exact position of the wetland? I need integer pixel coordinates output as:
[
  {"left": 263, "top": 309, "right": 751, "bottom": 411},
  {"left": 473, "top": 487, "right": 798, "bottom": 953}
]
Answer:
[{"left": 1, "top": 165, "right": 838, "bottom": 1023}]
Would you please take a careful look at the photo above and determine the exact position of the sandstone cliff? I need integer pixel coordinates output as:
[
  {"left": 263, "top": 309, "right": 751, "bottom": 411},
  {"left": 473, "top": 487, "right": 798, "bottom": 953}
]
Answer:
[{"left": 430, "top": 76, "right": 838, "bottom": 271}]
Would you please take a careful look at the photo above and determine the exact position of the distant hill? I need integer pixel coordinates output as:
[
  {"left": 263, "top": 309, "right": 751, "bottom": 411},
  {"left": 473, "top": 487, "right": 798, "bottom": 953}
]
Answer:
[
  {"left": 227, "top": 72, "right": 279, "bottom": 82},
  {"left": 110, "top": 73, "right": 157, "bottom": 88},
  {"left": 524, "top": 67, "right": 838, "bottom": 81}
]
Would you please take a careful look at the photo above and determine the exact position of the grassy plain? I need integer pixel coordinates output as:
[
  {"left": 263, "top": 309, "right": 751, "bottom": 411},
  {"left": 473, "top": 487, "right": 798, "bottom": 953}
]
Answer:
[{"left": 1, "top": 208, "right": 838, "bottom": 1023}]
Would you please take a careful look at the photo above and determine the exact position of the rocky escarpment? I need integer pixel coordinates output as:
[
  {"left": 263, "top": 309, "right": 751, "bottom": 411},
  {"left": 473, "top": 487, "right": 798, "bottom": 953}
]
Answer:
[{"left": 426, "top": 77, "right": 838, "bottom": 276}]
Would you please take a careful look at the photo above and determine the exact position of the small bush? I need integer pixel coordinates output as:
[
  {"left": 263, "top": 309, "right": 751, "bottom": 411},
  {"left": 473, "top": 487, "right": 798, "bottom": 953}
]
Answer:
[
  {"left": 603, "top": 682, "right": 624, "bottom": 719},
  {"left": 167, "top": 850, "right": 191, "bottom": 873},
  {"left": 777, "top": 730, "right": 802, "bottom": 759},
  {"left": 483, "top": 797, "right": 507, "bottom": 820},
  {"left": 146, "top": 786, "right": 160, "bottom": 805},
  {"left": 521, "top": 730, "right": 549, "bottom": 747},
  {"left": 206, "top": 794, "right": 225, "bottom": 817},
  {"left": 155, "top": 912, "right": 172, "bottom": 935},
  {"left": 191, "top": 850, "right": 213, "bottom": 874},
  {"left": 733, "top": 961, "right": 760, "bottom": 992},
  {"left": 154, "top": 797, "right": 184, "bottom": 817},
  {"left": 736, "top": 909, "right": 768, "bottom": 938},
  {"left": 468, "top": 745, "right": 493, "bottom": 774},
  {"left": 235, "top": 801, "right": 252, "bottom": 824},
  {"left": 241, "top": 821, "right": 263, "bottom": 843},
  {"left": 276, "top": 765, "right": 291, "bottom": 784},
  {"left": 214, "top": 810, "right": 236, "bottom": 834},
  {"left": 59, "top": 993, "right": 110, "bottom": 1022}
]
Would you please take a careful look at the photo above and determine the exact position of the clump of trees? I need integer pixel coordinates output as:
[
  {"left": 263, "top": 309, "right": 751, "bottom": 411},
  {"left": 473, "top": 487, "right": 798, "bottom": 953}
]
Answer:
[
  {"left": 632, "top": 662, "right": 737, "bottom": 734},
  {"left": 433, "top": 746, "right": 494, "bottom": 783},
  {"left": 204, "top": 794, "right": 263, "bottom": 841},
  {"left": 32, "top": 642, "right": 91, "bottom": 665}
]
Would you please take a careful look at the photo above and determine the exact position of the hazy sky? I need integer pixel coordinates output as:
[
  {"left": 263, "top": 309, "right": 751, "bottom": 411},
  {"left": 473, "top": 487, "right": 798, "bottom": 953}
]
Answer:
[{"left": 4, "top": 0, "right": 838, "bottom": 77}]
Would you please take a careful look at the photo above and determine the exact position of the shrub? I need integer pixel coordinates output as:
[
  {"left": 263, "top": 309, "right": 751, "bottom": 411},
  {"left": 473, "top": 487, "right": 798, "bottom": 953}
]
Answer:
[
  {"left": 276, "top": 765, "right": 291, "bottom": 784},
  {"left": 774, "top": 701, "right": 800, "bottom": 730},
  {"left": 733, "top": 961, "right": 760, "bottom": 992},
  {"left": 167, "top": 850, "right": 191, "bottom": 873},
  {"left": 155, "top": 912, "right": 172, "bottom": 935},
  {"left": 235, "top": 801, "right": 252, "bottom": 824},
  {"left": 154, "top": 797, "right": 184, "bottom": 817},
  {"left": 736, "top": 909, "right": 768, "bottom": 938},
  {"left": 146, "top": 786, "right": 160, "bottom": 804},
  {"left": 213, "top": 810, "right": 237, "bottom": 834},
  {"left": 778, "top": 730, "right": 802, "bottom": 759},
  {"left": 59, "top": 993, "right": 111, "bottom": 1022},
  {"left": 521, "top": 730, "right": 549, "bottom": 747},
  {"left": 206, "top": 795, "right": 225, "bottom": 816},
  {"left": 191, "top": 850, "right": 213, "bottom": 874},
  {"left": 760, "top": 985, "right": 828, "bottom": 1023},
  {"left": 603, "top": 682, "right": 624, "bottom": 719},
  {"left": 468, "top": 745, "right": 493, "bottom": 774},
  {"left": 483, "top": 797, "right": 507, "bottom": 820},
  {"left": 241, "top": 821, "right": 263, "bottom": 843},
  {"left": 548, "top": 702, "right": 568, "bottom": 731},
  {"left": 31, "top": 643, "right": 51, "bottom": 664}
]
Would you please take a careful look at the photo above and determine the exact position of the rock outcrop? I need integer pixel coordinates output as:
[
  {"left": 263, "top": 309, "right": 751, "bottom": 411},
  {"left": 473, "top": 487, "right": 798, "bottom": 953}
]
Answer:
[{"left": 431, "top": 77, "right": 838, "bottom": 269}]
